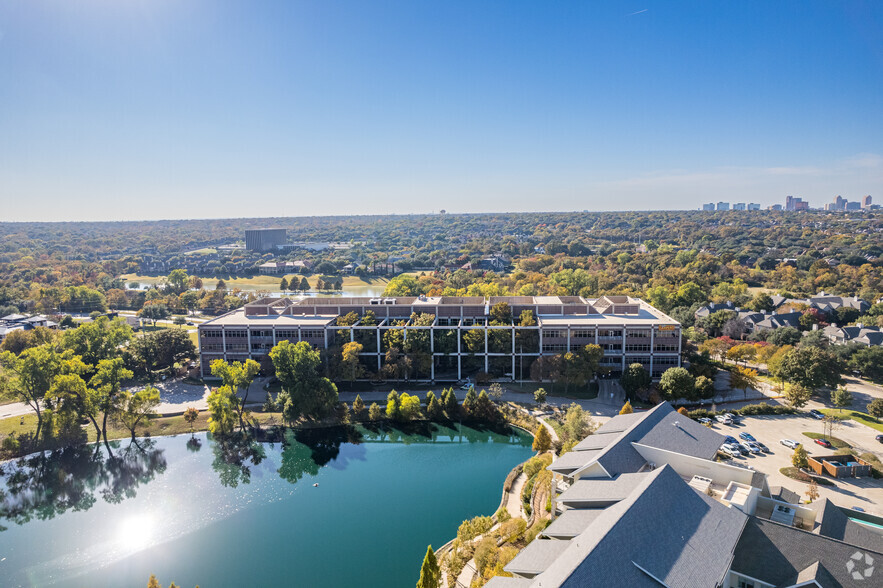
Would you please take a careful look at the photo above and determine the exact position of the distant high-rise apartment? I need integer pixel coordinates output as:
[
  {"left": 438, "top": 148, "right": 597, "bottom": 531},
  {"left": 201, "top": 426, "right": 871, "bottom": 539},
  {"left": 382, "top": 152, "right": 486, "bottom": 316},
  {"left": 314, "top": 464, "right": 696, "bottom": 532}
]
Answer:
[
  {"left": 862, "top": 195, "right": 873, "bottom": 209},
  {"left": 747, "top": 203, "right": 760, "bottom": 210},
  {"left": 702, "top": 203, "right": 715, "bottom": 211},
  {"left": 785, "top": 195, "right": 808, "bottom": 211},
  {"left": 716, "top": 202, "right": 730, "bottom": 211},
  {"left": 768, "top": 204, "right": 783, "bottom": 211},
  {"left": 245, "top": 228, "right": 288, "bottom": 252},
  {"left": 846, "top": 201, "right": 861, "bottom": 211},
  {"left": 732, "top": 203, "right": 746, "bottom": 211}
]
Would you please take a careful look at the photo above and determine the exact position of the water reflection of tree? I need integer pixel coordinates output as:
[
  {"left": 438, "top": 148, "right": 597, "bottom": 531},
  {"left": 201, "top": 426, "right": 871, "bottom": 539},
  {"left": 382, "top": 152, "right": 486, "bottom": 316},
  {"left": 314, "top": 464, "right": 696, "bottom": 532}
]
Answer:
[
  {"left": 0, "top": 440, "right": 167, "bottom": 531},
  {"left": 277, "top": 426, "right": 364, "bottom": 484},
  {"left": 210, "top": 433, "right": 267, "bottom": 488}
]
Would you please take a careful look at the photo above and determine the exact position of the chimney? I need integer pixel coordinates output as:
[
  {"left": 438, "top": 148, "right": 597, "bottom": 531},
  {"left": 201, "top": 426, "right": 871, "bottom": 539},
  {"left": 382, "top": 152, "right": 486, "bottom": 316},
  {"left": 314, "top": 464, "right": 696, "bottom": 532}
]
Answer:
[{"left": 812, "top": 324, "right": 818, "bottom": 331}]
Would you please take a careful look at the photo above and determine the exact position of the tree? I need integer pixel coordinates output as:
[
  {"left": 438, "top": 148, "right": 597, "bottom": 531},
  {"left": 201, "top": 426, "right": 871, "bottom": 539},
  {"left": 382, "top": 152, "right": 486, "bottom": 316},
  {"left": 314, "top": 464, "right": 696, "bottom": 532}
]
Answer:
[
  {"left": 183, "top": 407, "right": 199, "bottom": 434},
  {"left": 210, "top": 358, "right": 261, "bottom": 429},
  {"left": 116, "top": 386, "right": 160, "bottom": 440},
  {"left": 426, "top": 394, "right": 444, "bottom": 420},
  {"left": 621, "top": 363, "right": 651, "bottom": 400},
  {"left": 279, "top": 277, "right": 289, "bottom": 292},
  {"left": 340, "top": 341, "right": 364, "bottom": 388},
  {"left": 792, "top": 445, "right": 809, "bottom": 470},
  {"left": 533, "top": 424, "right": 551, "bottom": 452},
  {"left": 729, "top": 366, "right": 759, "bottom": 399},
  {"left": 399, "top": 393, "right": 421, "bottom": 420},
  {"left": 442, "top": 387, "right": 459, "bottom": 416},
  {"left": 563, "top": 403, "right": 592, "bottom": 443},
  {"left": 783, "top": 383, "right": 812, "bottom": 408},
  {"left": 0, "top": 344, "right": 66, "bottom": 443},
  {"left": 619, "top": 400, "right": 633, "bottom": 415},
  {"left": 694, "top": 375, "right": 715, "bottom": 399},
  {"left": 299, "top": 277, "right": 310, "bottom": 291},
  {"left": 368, "top": 402, "right": 383, "bottom": 421},
  {"left": 61, "top": 316, "right": 133, "bottom": 367},
  {"left": 699, "top": 338, "right": 731, "bottom": 360},
  {"left": 659, "top": 367, "right": 695, "bottom": 401},
  {"left": 207, "top": 385, "right": 238, "bottom": 437},
  {"left": 166, "top": 269, "right": 190, "bottom": 294},
  {"left": 386, "top": 390, "right": 401, "bottom": 420},
  {"left": 462, "top": 387, "right": 478, "bottom": 416},
  {"left": 868, "top": 398, "right": 883, "bottom": 419},
  {"left": 352, "top": 394, "right": 365, "bottom": 421},
  {"left": 128, "top": 329, "right": 196, "bottom": 378},
  {"left": 269, "top": 340, "right": 338, "bottom": 421},
  {"left": 767, "top": 327, "right": 802, "bottom": 347},
  {"left": 139, "top": 304, "right": 170, "bottom": 327},
  {"left": 726, "top": 343, "right": 756, "bottom": 365},
  {"left": 777, "top": 347, "right": 843, "bottom": 391},
  {"left": 488, "top": 382, "right": 504, "bottom": 402},
  {"left": 849, "top": 347, "right": 883, "bottom": 381},
  {"left": 90, "top": 357, "right": 134, "bottom": 450},
  {"left": 533, "top": 387, "right": 547, "bottom": 406},
  {"left": 806, "top": 479, "right": 820, "bottom": 503},
  {"left": 831, "top": 387, "right": 853, "bottom": 413},
  {"left": 416, "top": 545, "right": 440, "bottom": 588}
]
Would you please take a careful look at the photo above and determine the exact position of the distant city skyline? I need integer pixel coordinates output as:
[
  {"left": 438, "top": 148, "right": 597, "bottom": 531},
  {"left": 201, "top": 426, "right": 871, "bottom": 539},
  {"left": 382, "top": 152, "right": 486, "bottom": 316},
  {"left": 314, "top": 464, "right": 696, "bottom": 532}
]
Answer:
[{"left": 1, "top": 1, "right": 881, "bottom": 222}]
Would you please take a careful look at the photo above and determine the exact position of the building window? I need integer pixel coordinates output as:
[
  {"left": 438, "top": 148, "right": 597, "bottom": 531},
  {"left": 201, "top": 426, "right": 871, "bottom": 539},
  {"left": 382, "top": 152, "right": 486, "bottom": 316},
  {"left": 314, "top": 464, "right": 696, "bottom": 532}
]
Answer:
[
  {"left": 625, "top": 344, "right": 651, "bottom": 352},
  {"left": 542, "top": 343, "right": 567, "bottom": 353},
  {"left": 572, "top": 330, "right": 594, "bottom": 338},
  {"left": 277, "top": 329, "right": 297, "bottom": 339},
  {"left": 302, "top": 329, "right": 325, "bottom": 339},
  {"left": 202, "top": 330, "right": 222, "bottom": 338},
  {"left": 599, "top": 329, "right": 622, "bottom": 338},
  {"left": 542, "top": 329, "right": 563, "bottom": 339},
  {"left": 226, "top": 330, "right": 247, "bottom": 338}
]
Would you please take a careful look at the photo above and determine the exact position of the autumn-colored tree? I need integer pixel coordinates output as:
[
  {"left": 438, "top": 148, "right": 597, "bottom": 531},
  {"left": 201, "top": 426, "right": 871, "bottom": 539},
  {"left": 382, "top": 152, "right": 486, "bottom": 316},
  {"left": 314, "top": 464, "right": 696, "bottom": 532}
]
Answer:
[{"left": 533, "top": 424, "right": 552, "bottom": 452}]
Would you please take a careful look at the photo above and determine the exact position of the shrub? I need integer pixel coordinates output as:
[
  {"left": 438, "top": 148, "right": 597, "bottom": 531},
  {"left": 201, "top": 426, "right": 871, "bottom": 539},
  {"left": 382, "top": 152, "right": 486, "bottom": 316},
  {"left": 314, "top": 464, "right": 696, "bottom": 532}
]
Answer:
[
  {"left": 474, "top": 537, "right": 498, "bottom": 576},
  {"left": 523, "top": 519, "right": 549, "bottom": 545},
  {"left": 868, "top": 398, "right": 883, "bottom": 419},
  {"left": 456, "top": 515, "right": 494, "bottom": 542}
]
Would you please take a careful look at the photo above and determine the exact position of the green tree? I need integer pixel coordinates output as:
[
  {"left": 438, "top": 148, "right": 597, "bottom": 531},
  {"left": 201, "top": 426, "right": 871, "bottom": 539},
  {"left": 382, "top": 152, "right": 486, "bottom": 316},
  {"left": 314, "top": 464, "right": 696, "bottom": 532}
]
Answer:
[
  {"left": 128, "top": 328, "right": 196, "bottom": 379},
  {"left": 139, "top": 304, "right": 170, "bottom": 327},
  {"left": 462, "top": 387, "right": 478, "bottom": 416},
  {"left": 831, "top": 387, "right": 853, "bottom": 413},
  {"left": 280, "top": 277, "right": 289, "bottom": 292},
  {"left": 399, "top": 393, "right": 421, "bottom": 420},
  {"left": 426, "top": 394, "right": 444, "bottom": 420},
  {"left": 340, "top": 341, "right": 364, "bottom": 388},
  {"left": 659, "top": 367, "right": 695, "bottom": 401},
  {"left": 533, "top": 387, "right": 547, "bottom": 406},
  {"left": 442, "top": 387, "right": 459, "bottom": 416},
  {"left": 867, "top": 398, "right": 883, "bottom": 419},
  {"left": 116, "top": 386, "right": 160, "bottom": 440},
  {"left": 166, "top": 269, "right": 190, "bottom": 294},
  {"left": 90, "top": 357, "right": 134, "bottom": 450},
  {"left": 849, "top": 347, "right": 883, "bottom": 381},
  {"left": 61, "top": 316, "right": 133, "bottom": 368},
  {"left": 729, "top": 366, "right": 759, "bottom": 399},
  {"left": 207, "top": 385, "right": 237, "bottom": 437},
  {"left": 299, "top": 277, "right": 310, "bottom": 291},
  {"left": 269, "top": 340, "right": 339, "bottom": 421},
  {"left": 352, "top": 394, "right": 365, "bottom": 421},
  {"left": 783, "top": 383, "right": 812, "bottom": 408},
  {"left": 621, "top": 363, "right": 651, "bottom": 400},
  {"left": 792, "top": 445, "right": 809, "bottom": 469},
  {"left": 386, "top": 390, "right": 401, "bottom": 420},
  {"left": 533, "top": 423, "right": 552, "bottom": 452},
  {"left": 368, "top": 402, "right": 383, "bottom": 421},
  {"left": 563, "top": 403, "right": 592, "bottom": 443},
  {"left": 694, "top": 375, "right": 715, "bottom": 399},
  {"left": 0, "top": 344, "right": 66, "bottom": 442},
  {"left": 210, "top": 358, "right": 261, "bottom": 429},
  {"left": 416, "top": 545, "right": 440, "bottom": 588},
  {"left": 777, "top": 347, "right": 843, "bottom": 391}
]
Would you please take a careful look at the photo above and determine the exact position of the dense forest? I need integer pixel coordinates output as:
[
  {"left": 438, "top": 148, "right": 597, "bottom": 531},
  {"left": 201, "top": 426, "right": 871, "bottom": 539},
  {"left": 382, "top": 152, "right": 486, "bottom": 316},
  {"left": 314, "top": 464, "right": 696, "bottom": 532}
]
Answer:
[{"left": 1, "top": 210, "right": 881, "bottom": 318}]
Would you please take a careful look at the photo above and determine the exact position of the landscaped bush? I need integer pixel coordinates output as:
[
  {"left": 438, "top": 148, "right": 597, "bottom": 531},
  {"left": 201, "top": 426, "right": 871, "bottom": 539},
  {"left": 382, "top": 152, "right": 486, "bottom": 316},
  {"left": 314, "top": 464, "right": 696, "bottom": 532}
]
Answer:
[
  {"left": 686, "top": 403, "right": 798, "bottom": 420},
  {"left": 523, "top": 519, "right": 549, "bottom": 545},
  {"left": 456, "top": 515, "right": 494, "bottom": 542}
]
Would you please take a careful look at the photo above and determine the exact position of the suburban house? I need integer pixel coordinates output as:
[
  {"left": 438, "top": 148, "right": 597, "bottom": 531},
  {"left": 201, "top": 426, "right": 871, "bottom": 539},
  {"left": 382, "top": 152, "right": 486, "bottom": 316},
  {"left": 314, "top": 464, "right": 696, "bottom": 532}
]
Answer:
[
  {"left": 487, "top": 403, "right": 883, "bottom": 588},
  {"left": 0, "top": 314, "right": 59, "bottom": 344}
]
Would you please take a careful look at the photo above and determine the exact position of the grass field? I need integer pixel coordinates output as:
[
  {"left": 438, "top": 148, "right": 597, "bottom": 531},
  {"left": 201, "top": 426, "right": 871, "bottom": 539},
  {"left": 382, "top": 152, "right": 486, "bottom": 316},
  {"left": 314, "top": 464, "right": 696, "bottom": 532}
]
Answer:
[
  {"left": 820, "top": 408, "right": 883, "bottom": 433},
  {"left": 802, "top": 431, "right": 851, "bottom": 449},
  {"left": 121, "top": 273, "right": 394, "bottom": 294}
]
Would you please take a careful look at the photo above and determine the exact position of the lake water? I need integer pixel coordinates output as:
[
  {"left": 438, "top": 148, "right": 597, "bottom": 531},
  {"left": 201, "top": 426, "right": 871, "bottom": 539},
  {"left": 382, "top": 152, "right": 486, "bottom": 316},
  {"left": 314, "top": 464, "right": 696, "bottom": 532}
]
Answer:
[{"left": 0, "top": 424, "right": 532, "bottom": 588}]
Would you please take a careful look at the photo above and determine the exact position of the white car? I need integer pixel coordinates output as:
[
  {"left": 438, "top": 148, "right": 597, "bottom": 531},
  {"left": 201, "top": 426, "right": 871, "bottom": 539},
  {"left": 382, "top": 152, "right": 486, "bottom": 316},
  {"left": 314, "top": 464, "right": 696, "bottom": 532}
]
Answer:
[
  {"left": 698, "top": 417, "right": 712, "bottom": 425},
  {"left": 715, "top": 415, "right": 733, "bottom": 425},
  {"left": 780, "top": 439, "right": 800, "bottom": 449},
  {"left": 720, "top": 445, "right": 741, "bottom": 458}
]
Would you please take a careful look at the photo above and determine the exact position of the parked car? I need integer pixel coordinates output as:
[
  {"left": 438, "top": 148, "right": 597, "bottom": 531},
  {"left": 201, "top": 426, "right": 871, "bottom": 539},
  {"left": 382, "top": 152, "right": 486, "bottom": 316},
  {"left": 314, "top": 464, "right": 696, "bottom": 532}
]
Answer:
[
  {"left": 745, "top": 442, "right": 763, "bottom": 454},
  {"left": 738, "top": 442, "right": 753, "bottom": 455},
  {"left": 724, "top": 412, "right": 740, "bottom": 423},
  {"left": 715, "top": 415, "right": 733, "bottom": 425},
  {"left": 720, "top": 445, "right": 741, "bottom": 458},
  {"left": 739, "top": 432, "right": 757, "bottom": 442},
  {"left": 698, "top": 417, "right": 712, "bottom": 425},
  {"left": 755, "top": 442, "right": 770, "bottom": 453},
  {"left": 780, "top": 439, "right": 800, "bottom": 449},
  {"left": 876, "top": 435, "right": 883, "bottom": 444},
  {"left": 724, "top": 436, "right": 739, "bottom": 445},
  {"left": 814, "top": 438, "right": 833, "bottom": 449},
  {"left": 808, "top": 409, "right": 825, "bottom": 420}
]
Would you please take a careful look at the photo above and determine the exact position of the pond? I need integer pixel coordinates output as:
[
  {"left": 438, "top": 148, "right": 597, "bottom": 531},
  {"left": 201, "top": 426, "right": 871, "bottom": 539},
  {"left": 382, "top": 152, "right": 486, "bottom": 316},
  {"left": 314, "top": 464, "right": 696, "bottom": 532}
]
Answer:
[{"left": 0, "top": 423, "right": 532, "bottom": 588}]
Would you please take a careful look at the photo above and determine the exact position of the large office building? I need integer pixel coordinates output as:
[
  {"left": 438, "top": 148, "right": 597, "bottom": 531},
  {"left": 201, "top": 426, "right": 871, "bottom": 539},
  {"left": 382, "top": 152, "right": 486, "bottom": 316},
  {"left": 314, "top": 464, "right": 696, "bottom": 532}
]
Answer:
[
  {"left": 198, "top": 295, "right": 681, "bottom": 381},
  {"left": 245, "top": 228, "right": 288, "bottom": 252}
]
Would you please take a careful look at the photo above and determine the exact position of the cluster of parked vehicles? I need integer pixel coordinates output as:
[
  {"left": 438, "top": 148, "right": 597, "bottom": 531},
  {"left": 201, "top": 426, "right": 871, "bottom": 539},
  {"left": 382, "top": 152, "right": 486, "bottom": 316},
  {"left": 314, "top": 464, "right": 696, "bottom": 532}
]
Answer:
[{"left": 720, "top": 431, "right": 771, "bottom": 458}]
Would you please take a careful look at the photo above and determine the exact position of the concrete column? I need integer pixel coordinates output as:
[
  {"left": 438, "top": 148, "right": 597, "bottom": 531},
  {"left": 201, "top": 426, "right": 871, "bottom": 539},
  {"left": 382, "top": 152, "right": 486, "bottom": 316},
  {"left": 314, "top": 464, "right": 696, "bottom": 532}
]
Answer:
[
  {"left": 457, "top": 326, "right": 462, "bottom": 380},
  {"left": 484, "top": 326, "right": 489, "bottom": 373},
  {"left": 511, "top": 326, "right": 516, "bottom": 381},
  {"left": 377, "top": 328, "right": 382, "bottom": 372},
  {"left": 567, "top": 327, "right": 571, "bottom": 352},
  {"left": 677, "top": 328, "right": 683, "bottom": 367},
  {"left": 650, "top": 327, "right": 655, "bottom": 377},
  {"left": 222, "top": 328, "right": 227, "bottom": 361},
  {"left": 621, "top": 326, "right": 626, "bottom": 373},
  {"left": 247, "top": 328, "right": 252, "bottom": 360}
]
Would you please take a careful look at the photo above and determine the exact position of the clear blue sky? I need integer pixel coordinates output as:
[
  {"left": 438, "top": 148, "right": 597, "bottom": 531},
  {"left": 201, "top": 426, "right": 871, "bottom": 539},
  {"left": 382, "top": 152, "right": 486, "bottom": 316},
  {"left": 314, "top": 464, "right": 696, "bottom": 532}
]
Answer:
[{"left": 1, "top": 0, "right": 882, "bottom": 221}]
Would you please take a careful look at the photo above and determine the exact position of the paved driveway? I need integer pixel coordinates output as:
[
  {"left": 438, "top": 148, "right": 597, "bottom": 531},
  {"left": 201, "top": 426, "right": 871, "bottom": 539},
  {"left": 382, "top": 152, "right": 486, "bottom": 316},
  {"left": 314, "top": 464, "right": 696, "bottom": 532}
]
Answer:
[{"left": 710, "top": 413, "right": 883, "bottom": 515}]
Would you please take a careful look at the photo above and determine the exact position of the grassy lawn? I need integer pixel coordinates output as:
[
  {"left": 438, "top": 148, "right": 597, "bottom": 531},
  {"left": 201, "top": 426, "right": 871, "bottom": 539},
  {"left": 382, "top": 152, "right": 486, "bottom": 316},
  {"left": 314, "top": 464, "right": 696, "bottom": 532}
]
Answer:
[
  {"left": 820, "top": 408, "right": 883, "bottom": 433},
  {"left": 0, "top": 410, "right": 286, "bottom": 451},
  {"left": 801, "top": 431, "right": 851, "bottom": 449}
]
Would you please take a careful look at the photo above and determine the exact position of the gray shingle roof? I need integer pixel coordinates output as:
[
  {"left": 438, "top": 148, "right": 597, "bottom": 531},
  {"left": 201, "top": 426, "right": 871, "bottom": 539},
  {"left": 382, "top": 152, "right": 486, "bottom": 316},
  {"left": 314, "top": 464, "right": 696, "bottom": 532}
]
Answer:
[
  {"left": 504, "top": 539, "right": 571, "bottom": 577},
  {"left": 548, "top": 450, "right": 601, "bottom": 475},
  {"left": 731, "top": 517, "right": 883, "bottom": 588},
  {"left": 542, "top": 509, "right": 606, "bottom": 539},
  {"left": 531, "top": 465, "right": 747, "bottom": 588},
  {"left": 633, "top": 410, "right": 725, "bottom": 460},
  {"left": 571, "top": 431, "right": 620, "bottom": 451},
  {"left": 485, "top": 578, "right": 533, "bottom": 588},
  {"left": 557, "top": 473, "right": 648, "bottom": 507},
  {"left": 814, "top": 498, "right": 883, "bottom": 552}
]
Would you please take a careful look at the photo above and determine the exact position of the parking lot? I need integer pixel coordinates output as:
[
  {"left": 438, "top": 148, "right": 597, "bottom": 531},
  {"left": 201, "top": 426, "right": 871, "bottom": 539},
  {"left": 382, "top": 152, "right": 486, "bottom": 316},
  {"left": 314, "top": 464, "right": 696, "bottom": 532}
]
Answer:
[{"left": 707, "top": 413, "right": 883, "bottom": 515}]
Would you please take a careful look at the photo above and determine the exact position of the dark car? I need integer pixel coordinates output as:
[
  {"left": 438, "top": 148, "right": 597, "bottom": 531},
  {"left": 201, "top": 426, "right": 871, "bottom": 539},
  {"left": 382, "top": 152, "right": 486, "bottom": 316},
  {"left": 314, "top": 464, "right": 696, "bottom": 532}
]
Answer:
[
  {"left": 739, "top": 432, "right": 756, "bottom": 442},
  {"left": 814, "top": 438, "right": 833, "bottom": 449},
  {"left": 808, "top": 409, "right": 825, "bottom": 420},
  {"left": 876, "top": 435, "right": 883, "bottom": 444},
  {"left": 724, "top": 436, "right": 739, "bottom": 445}
]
